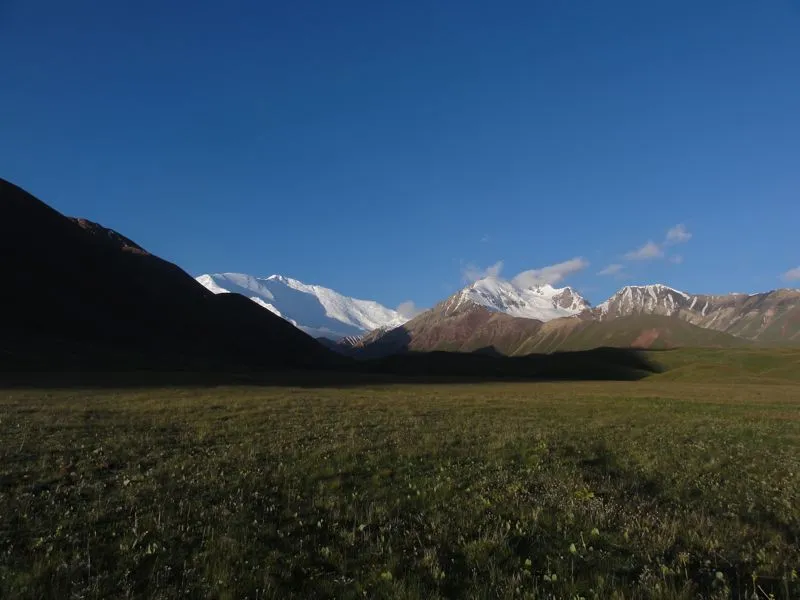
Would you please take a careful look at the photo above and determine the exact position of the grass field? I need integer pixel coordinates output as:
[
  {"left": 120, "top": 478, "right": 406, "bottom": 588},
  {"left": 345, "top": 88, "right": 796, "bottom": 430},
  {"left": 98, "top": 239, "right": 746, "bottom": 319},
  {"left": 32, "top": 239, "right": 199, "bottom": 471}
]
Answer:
[
  {"left": 2, "top": 353, "right": 799, "bottom": 598},
  {"left": 650, "top": 347, "right": 800, "bottom": 384}
]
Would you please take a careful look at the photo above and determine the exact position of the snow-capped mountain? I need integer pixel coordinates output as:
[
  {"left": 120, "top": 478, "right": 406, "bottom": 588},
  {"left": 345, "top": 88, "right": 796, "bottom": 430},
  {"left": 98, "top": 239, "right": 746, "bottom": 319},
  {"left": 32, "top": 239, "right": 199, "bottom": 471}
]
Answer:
[
  {"left": 590, "top": 284, "right": 800, "bottom": 342},
  {"left": 594, "top": 284, "right": 691, "bottom": 318},
  {"left": 441, "top": 276, "right": 591, "bottom": 322},
  {"left": 196, "top": 273, "right": 408, "bottom": 339}
]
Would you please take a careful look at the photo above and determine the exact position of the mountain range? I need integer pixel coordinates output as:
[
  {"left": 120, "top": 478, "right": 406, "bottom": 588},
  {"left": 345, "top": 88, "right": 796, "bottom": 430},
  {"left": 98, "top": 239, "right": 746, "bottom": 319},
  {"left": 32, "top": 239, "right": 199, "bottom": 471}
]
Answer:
[
  {"left": 354, "top": 280, "right": 799, "bottom": 356},
  {"left": 592, "top": 284, "right": 800, "bottom": 342},
  {"left": 195, "top": 273, "right": 594, "bottom": 341},
  {"left": 197, "top": 269, "right": 800, "bottom": 356},
  {"left": 2, "top": 175, "right": 798, "bottom": 375},
  {"left": 0, "top": 176, "right": 659, "bottom": 381},
  {"left": 196, "top": 273, "right": 407, "bottom": 339}
]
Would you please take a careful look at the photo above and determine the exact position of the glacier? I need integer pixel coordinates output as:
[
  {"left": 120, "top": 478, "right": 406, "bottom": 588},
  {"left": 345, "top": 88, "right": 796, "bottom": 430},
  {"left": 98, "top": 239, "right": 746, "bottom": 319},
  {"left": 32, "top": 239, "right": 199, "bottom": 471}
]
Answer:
[
  {"left": 445, "top": 276, "right": 591, "bottom": 321},
  {"left": 196, "top": 273, "right": 408, "bottom": 340}
]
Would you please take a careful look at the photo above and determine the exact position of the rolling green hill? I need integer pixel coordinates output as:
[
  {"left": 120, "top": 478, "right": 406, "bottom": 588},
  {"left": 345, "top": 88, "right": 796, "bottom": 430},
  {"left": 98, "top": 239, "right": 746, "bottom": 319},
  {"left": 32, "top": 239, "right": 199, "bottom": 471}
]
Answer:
[
  {"left": 513, "top": 314, "right": 749, "bottom": 355},
  {"left": 646, "top": 346, "right": 800, "bottom": 384}
]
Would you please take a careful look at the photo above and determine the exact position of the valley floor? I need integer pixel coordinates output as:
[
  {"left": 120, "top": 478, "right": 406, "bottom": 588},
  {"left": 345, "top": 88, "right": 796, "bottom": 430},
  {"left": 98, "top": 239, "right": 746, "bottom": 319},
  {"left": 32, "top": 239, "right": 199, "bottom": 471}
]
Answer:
[{"left": 1, "top": 377, "right": 799, "bottom": 598}]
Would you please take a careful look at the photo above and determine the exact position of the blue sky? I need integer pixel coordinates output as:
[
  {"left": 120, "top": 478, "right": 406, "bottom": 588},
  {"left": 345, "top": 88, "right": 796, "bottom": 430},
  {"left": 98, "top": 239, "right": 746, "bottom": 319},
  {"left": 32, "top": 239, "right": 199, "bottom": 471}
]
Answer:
[{"left": 2, "top": 0, "right": 798, "bottom": 311}]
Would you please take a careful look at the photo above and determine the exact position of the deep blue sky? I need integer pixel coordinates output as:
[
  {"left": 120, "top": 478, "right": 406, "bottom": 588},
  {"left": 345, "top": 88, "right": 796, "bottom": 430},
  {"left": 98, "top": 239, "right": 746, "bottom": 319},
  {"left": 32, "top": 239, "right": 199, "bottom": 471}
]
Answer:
[{"left": 2, "top": 1, "right": 798, "bottom": 309}]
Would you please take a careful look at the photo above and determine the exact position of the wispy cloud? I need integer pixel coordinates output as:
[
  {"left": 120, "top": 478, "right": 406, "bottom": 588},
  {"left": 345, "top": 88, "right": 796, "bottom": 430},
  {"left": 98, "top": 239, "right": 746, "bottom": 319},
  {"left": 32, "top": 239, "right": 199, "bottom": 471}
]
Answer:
[
  {"left": 782, "top": 266, "right": 800, "bottom": 282},
  {"left": 461, "top": 257, "right": 588, "bottom": 288},
  {"left": 624, "top": 241, "right": 664, "bottom": 261},
  {"left": 462, "top": 260, "right": 504, "bottom": 283},
  {"left": 669, "top": 255, "right": 684, "bottom": 265},
  {"left": 665, "top": 224, "right": 692, "bottom": 245},
  {"left": 623, "top": 224, "right": 692, "bottom": 263},
  {"left": 512, "top": 257, "right": 589, "bottom": 287},
  {"left": 598, "top": 263, "right": 624, "bottom": 276},
  {"left": 396, "top": 300, "right": 422, "bottom": 318}
]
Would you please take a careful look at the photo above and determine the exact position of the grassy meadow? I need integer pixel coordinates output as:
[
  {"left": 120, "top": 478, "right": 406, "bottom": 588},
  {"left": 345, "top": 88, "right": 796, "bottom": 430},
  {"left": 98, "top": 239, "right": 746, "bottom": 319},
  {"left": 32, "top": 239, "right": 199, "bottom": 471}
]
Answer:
[{"left": 1, "top": 349, "right": 799, "bottom": 599}]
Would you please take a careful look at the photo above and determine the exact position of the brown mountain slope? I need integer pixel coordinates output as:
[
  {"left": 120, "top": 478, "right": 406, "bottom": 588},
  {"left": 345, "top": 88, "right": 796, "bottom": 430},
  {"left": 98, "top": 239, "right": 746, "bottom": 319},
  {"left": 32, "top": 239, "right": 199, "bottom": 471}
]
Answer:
[
  {"left": 590, "top": 284, "right": 800, "bottom": 342},
  {"left": 514, "top": 314, "right": 748, "bottom": 355},
  {"left": 346, "top": 298, "right": 746, "bottom": 358},
  {"left": 342, "top": 298, "right": 545, "bottom": 358},
  {"left": 0, "top": 178, "right": 335, "bottom": 371}
]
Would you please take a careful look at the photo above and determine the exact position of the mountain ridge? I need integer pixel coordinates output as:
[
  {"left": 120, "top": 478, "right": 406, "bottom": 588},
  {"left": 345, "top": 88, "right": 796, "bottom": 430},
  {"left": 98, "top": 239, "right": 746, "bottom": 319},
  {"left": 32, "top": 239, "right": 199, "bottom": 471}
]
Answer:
[
  {"left": 0, "top": 178, "right": 336, "bottom": 371},
  {"left": 194, "top": 266, "right": 800, "bottom": 355},
  {"left": 444, "top": 276, "right": 591, "bottom": 321},
  {"left": 196, "top": 272, "right": 408, "bottom": 339},
  {"left": 587, "top": 283, "right": 800, "bottom": 342},
  {"left": 336, "top": 281, "right": 798, "bottom": 358},
  {"left": 339, "top": 307, "right": 747, "bottom": 358}
]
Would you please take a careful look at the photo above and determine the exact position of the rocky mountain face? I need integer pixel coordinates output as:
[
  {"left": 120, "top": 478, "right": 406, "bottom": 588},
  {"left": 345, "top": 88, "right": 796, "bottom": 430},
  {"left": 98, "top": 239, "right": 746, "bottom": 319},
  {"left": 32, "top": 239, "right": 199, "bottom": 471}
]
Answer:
[
  {"left": 440, "top": 276, "right": 590, "bottom": 321},
  {"left": 339, "top": 279, "right": 751, "bottom": 357},
  {"left": 340, "top": 303, "right": 745, "bottom": 358},
  {"left": 340, "top": 281, "right": 798, "bottom": 358},
  {"left": 591, "top": 285, "right": 800, "bottom": 342},
  {"left": 339, "top": 279, "right": 590, "bottom": 356},
  {"left": 552, "top": 286, "right": 589, "bottom": 312},
  {"left": 342, "top": 301, "right": 547, "bottom": 358}
]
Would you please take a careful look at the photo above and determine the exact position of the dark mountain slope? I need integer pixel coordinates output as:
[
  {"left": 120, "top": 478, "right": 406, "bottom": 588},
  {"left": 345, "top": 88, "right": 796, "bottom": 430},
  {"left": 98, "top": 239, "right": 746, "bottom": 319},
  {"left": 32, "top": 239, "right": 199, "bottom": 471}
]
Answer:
[{"left": 0, "top": 178, "right": 334, "bottom": 370}]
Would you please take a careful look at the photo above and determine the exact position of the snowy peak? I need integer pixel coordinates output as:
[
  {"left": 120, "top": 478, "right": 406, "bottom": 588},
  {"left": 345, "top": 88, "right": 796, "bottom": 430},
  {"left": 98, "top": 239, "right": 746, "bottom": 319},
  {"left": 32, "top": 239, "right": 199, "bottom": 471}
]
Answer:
[
  {"left": 590, "top": 283, "right": 800, "bottom": 341},
  {"left": 443, "top": 276, "right": 590, "bottom": 322},
  {"left": 551, "top": 286, "right": 591, "bottom": 313},
  {"left": 595, "top": 284, "right": 691, "bottom": 318},
  {"left": 196, "top": 272, "right": 408, "bottom": 339},
  {"left": 620, "top": 283, "right": 689, "bottom": 298}
]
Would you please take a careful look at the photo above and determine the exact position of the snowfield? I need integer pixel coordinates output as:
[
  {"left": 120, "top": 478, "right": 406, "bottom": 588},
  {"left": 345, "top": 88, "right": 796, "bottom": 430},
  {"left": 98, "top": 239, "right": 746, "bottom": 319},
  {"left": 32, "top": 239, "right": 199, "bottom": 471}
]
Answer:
[
  {"left": 196, "top": 273, "right": 408, "bottom": 339},
  {"left": 444, "top": 276, "right": 591, "bottom": 322}
]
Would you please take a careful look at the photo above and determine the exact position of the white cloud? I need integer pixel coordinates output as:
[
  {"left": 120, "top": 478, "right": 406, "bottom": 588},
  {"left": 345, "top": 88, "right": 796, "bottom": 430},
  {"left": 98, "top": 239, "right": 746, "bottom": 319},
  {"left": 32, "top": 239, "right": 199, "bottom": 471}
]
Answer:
[
  {"left": 598, "top": 264, "right": 624, "bottom": 276},
  {"left": 622, "top": 224, "right": 691, "bottom": 264},
  {"left": 665, "top": 224, "right": 692, "bottom": 245},
  {"left": 624, "top": 241, "right": 664, "bottom": 261},
  {"left": 462, "top": 260, "right": 503, "bottom": 283},
  {"left": 669, "top": 255, "right": 684, "bottom": 264},
  {"left": 396, "top": 300, "right": 422, "bottom": 318},
  {"left": 782, "top": 267, "right": 800, "bottom": 282},
  {"left": 512, "top": 257, "right": 589, "bottom": 287}
]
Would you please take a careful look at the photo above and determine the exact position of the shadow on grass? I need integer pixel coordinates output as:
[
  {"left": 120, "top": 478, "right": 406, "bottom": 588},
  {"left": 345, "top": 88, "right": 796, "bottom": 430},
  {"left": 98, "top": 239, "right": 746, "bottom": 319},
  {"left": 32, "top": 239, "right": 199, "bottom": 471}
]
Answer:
[{"left": 0, "top": 346, "right": 664, "bottom": 389}]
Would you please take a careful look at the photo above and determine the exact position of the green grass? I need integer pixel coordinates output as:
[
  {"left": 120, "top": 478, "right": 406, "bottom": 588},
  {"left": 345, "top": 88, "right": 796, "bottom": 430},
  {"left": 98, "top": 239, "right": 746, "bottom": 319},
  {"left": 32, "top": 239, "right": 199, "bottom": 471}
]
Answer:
[
  {"left": 517, "top": 315, "right": 748, "bottom": 356},
  {"left": 1, "top": 376, "right": 799, "bottom": 598},
  {"left": 648, "top": 347, "right": 800, "bottom": 384}
]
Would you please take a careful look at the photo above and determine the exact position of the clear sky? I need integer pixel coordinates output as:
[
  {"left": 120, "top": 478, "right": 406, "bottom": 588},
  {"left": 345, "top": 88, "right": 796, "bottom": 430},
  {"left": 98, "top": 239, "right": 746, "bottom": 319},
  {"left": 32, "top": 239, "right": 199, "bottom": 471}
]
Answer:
[{"left": 2, "top": 0, "right": 798, "bottom": 311}]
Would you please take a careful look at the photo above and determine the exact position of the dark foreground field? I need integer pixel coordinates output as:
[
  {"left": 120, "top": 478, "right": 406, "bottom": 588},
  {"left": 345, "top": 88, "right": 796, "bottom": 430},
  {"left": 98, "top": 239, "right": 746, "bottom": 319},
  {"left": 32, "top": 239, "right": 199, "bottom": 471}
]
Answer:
[{"left": 2, "top": 362, "right": 799, "bottom": 598}]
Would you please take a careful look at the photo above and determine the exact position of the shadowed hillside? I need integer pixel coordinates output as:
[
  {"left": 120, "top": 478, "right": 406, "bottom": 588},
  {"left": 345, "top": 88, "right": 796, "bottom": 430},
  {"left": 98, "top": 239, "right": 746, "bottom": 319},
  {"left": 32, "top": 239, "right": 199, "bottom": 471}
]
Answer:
[{"left": 0, "top": 178, "right": 336, "bottom": 371}]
